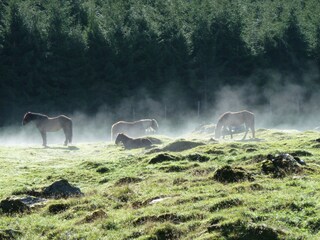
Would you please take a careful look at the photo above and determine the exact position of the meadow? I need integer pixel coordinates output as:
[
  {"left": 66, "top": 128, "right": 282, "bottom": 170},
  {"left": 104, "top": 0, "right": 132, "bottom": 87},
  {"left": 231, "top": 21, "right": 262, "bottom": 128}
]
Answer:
[{"left": 0, "top": 129, "right": 320, "bottom": 239}]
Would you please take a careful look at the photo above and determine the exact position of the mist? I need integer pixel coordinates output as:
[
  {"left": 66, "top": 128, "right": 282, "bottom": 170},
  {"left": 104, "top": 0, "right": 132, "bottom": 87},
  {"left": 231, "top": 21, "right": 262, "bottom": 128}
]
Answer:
[{"left": 1, "top": 71, "right": 320, "bottom": 146}]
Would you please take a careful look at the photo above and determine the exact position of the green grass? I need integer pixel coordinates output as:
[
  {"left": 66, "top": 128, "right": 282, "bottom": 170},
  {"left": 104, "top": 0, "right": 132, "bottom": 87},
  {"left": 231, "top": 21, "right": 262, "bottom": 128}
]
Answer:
[{"left": 1, "top": 130, "right": 320, "bottom": 239}]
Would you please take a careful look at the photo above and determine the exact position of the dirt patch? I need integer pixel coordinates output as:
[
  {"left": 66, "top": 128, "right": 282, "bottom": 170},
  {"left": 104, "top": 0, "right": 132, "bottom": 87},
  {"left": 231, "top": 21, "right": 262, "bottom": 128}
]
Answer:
[
  {"left": 209, "top": 198, "right": 243, "bottom": 212},
  {"left": 42, "top": 179, "right": 83, "bottom": 199},
  {"left": 48, "top": 203, "right": 69, "bottom": 214},
  {"left": 81, "top": 209, "right": 107, "bottom": 223},
  {"left": 213, "top": 165, "right": 254, "bottom": 183},
  {"left": 262, "top": 154, "right": 305, "bottom": 178},
  {"left": 206, "top": 149, "right": 225, "bottom": 155},
  {"left": 162, "top": 140, "right": 205, "bottom": 152},
  {"left": 150, "top": 223, "right": 182, "bottom": 240},
  {"left": 250, "top": 154, "right": 265, "bottom": 163},
  {"left": 186, "top": 153, "right": 210, "bottom": 162},
  {"left": 191, "top": 167, "right": 216, "bottom": 176},
  {"left": 249, "top": 183, "right": 264, "bottom": 191},
  {"left": 96, "top": 167, "right": 110, "bottom": 174},
  {"left": 82, "top": 161, "right": 102, "bottom": 169},
  {"left": 0, "top": 229, "right": 22, "bottom": 239},
  {"left": 173, "top": 178, "right": 188, "bottom": 185},
  {"left": 307, "top": 217, "right": 320, "bottom": 233},
  {"left": 148, "top": 153, "right": 179, "bottom": 164},
  {"left": 133, "top": 213, "right": 192, "bottom": 226},
  {"left": 115, "top": 177, "right": 143, "bottom": 185},
  {"left": 290, "top": 150, "right": 312, "bottom": 157},
  {"left": 246, "top": 148, "right": 257, "bottom": 153},
  {"left": 211, "top": 220, "right": 284, "bottom": 239},
  {"left": 159, "top": 164, "right": 191, "bottom": 172},
  {"left": 0, "top": 197, "right": 30, "bottom": 214}
]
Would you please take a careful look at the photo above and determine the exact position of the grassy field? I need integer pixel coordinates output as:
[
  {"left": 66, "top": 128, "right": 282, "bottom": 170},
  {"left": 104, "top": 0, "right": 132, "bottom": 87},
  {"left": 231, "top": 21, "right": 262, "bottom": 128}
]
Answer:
[{"left": 1, "top": 129, "right": 320, "bottom": 239}]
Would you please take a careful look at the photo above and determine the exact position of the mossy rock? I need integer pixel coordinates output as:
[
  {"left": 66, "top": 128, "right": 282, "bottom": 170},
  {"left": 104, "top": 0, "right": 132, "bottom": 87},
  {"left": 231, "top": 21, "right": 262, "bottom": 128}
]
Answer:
[{"left": 262, "top": 154, "right": 303, "bottom": 178}]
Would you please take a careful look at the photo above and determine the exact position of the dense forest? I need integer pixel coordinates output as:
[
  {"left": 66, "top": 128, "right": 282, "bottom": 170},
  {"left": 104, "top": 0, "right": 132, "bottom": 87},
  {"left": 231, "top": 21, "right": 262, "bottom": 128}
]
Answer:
[{"left": 0, "top": 0, "right": 320, "bottom": 126}]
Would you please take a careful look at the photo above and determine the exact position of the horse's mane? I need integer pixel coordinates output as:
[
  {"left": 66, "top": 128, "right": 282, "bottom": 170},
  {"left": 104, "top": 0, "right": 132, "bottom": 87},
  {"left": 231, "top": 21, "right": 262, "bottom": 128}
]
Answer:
[{"left": 24, "top": 112, "right": 48, "bottom": 120}]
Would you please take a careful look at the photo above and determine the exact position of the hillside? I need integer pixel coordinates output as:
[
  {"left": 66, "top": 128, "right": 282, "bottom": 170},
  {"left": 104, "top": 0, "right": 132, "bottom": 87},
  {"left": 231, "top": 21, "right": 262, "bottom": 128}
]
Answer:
[{"left": 0, "top": 129, "right": 320, "bottom": 239}]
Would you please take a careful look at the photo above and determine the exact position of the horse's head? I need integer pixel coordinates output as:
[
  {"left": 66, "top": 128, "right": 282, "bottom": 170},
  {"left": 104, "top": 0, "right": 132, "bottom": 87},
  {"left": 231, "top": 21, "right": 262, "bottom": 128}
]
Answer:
[
  {"left": 151, "top": 119, "right": 159, "bottom": 132},
  {"left": 22, "top": 112, "right": 32, "bottom": 125}
]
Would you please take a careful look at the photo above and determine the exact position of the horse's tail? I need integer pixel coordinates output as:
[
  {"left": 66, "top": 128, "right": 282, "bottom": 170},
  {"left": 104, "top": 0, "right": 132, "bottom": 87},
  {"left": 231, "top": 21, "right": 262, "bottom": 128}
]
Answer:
[{"left": 111, "top": 124, "right": 116, "bottom": 141}]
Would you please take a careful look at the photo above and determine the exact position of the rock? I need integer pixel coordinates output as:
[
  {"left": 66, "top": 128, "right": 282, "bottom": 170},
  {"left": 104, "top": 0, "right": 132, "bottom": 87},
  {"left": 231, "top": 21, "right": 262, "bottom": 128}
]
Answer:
[
  {"left": 262, "top": 153, "right": 304, "bottom": 178},
  {"left": 42, "top": 179, "right": 83, "bottom": 198},
  {"left": 213, "top": 165, "right": 254, "bottom": 183},
  {"left": 0, "top": 197, "right": 30, "bottom": 214}
]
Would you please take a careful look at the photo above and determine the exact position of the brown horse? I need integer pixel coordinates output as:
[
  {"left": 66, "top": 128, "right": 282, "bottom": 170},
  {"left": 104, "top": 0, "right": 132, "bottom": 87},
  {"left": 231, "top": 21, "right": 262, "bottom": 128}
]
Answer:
[
  {"left": 215, "top": 110, "right": 255, "bottom": 140},
  {"left": 111, "top": 119, "right": 159, "bottom": 141},
  {"left": 22, "top": 112, "right": 73, "bottom": 147},
  {"left": 115, "top": 133, "right": 152, "bottom": 149}
]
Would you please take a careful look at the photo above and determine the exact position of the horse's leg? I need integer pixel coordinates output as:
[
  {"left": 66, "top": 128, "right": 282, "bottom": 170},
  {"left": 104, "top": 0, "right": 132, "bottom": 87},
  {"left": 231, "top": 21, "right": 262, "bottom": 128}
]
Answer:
[
  {"left": 62, "top": 127, "right": 68, "bottom": 146},
  {"left": 222, "top": 127, "right": 225, "bottom": 139},
  {"left": 251, "top": 124, "right": 255, "bottom": 139},
  {"left": 40, "top": 131, "right": 47, "bottom": 147},
  {"left": 68, "top": 121, "right": 73, "bottom": 144},
  {"left": 242, "top": 126, "right": 249, "bottom": 140}
]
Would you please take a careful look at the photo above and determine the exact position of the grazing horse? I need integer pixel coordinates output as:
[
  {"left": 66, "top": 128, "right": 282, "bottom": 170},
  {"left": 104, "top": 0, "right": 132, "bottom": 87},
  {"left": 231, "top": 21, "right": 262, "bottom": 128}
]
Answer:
[
  {"left": 111, "top": 119, "right": 159, "bottom": 141},
  {"left": 22, "top": 112, "right": 73, "bottom": 147},
  {"left": 214, "top": 110, "right": 255, "bottom": 140},
  {"left": 115, "top": 133, "right": 152, "bottom": 149}
]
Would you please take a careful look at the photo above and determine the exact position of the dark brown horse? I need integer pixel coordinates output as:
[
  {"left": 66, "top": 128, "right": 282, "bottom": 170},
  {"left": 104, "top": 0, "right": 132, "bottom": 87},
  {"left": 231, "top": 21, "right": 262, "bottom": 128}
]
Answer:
[
  {"left": 111, "top": 119, "right": 159, "bottom": 141},
  {"left": 115, "top": 133, "right": 152, "bottom": 149},
  {"left": 22, "top": 112, "right": 72, "bottom": 147},
  {"left": 215, "top": 110, "right": 255, "bottom": 140}
]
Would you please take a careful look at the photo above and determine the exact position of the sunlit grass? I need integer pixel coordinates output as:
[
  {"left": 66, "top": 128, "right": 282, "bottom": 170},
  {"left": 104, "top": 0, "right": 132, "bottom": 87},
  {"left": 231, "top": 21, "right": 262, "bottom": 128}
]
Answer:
[{"left": 0, "top": 129, "right": 320, "bottom": 239}]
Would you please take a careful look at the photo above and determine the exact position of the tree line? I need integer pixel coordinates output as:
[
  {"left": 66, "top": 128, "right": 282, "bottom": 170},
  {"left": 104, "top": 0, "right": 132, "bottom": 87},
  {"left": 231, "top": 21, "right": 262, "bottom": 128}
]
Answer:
[{"left": 0, "top": 0, "right": 320, "bottom": 126}]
